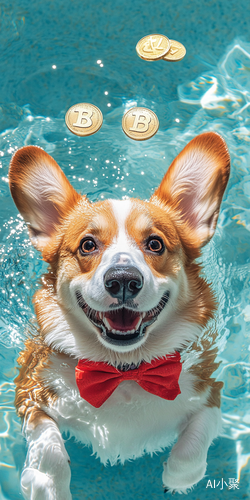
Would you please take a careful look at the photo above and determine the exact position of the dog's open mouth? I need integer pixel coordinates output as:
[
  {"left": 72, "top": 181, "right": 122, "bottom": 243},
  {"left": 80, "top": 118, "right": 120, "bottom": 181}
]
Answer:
[{"left": 76, "top": 291, "right": 170, "bottom": 346}]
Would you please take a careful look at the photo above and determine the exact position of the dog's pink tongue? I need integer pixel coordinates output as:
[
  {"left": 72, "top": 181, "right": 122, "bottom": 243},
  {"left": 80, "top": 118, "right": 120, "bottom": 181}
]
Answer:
[{"left": 105, "top": 309, "right": 141, "bottom": 332}]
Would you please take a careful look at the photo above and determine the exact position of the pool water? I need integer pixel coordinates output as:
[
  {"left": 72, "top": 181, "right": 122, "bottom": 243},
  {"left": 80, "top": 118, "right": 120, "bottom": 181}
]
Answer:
[{"left": 0, "top": 0, "right": 250, "bottom": 498}]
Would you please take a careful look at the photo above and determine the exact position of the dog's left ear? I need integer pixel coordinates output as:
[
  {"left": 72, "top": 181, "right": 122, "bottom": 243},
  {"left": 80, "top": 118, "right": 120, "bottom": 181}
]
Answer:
[
  {"left": 151, "top": 132, "right": 230, "bottom": 247},
  {"left": 9, "top": 146, "right": 81, "bottom": 253}
]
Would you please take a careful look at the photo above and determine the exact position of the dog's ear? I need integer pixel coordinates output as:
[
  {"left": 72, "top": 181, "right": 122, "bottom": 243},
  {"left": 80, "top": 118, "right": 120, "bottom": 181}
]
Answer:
[
  {"left": 151, "top": 132, "right": 230, "bottom": 247},
  {"left": 9, "top": 146, "right": 81, "bottom": 251}
]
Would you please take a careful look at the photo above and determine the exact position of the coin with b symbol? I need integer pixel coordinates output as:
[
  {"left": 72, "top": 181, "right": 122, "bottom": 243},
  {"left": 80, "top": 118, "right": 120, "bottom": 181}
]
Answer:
[
  {"left": 65, "top": 103, "right": 103, "bottom": 137},
  {"left": 122, "top": 107, "right": 159, "bottom": 141}
]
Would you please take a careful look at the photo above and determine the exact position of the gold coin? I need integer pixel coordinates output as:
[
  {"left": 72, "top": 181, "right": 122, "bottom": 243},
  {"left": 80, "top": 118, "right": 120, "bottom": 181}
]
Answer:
[
  {"left": 122, "top": 107, "right": 159, "bottom": 141},
  {"left": 163, "top": 40, "right": 186, "bottom": 62},
  {"left": 136, "top": 34, "right": 170, "bottom": 61},
  {"left": 65, "top": 103, "right": 103, "bottom": 137}
]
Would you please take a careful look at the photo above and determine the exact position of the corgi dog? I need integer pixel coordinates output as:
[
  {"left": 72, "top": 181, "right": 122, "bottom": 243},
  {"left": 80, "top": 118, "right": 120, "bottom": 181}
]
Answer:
[{"left": 9, "top": 132, "right": 230, "bottom": 499}]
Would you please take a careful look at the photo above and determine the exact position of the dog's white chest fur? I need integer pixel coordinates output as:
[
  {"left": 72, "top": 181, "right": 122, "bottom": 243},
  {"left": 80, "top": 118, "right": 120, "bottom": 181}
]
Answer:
[{"left": 42, "top": 354, "right": 208, "bottom": 465}]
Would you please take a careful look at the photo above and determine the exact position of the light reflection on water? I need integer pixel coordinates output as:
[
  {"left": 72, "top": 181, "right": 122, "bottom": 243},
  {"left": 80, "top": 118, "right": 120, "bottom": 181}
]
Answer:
[{"left": 0, "top": 40, "right": 250, "bottom": 498}]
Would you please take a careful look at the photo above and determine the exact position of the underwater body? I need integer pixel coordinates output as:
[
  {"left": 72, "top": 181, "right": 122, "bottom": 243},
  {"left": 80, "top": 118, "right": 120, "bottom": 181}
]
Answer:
[{"left": 0, "top": 0, "right": 250, "bottom": 498}]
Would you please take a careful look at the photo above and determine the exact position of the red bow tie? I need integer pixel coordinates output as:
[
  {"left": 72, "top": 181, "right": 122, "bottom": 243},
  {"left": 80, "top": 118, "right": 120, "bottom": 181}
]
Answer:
[{"left": 75, "top": 352, "right": 182, "bottom": 408}]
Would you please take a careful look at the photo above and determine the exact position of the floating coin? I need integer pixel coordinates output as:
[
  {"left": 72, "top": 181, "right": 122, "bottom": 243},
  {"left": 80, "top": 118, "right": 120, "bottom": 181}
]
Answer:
[
  {"left": 136, "top": 34, "right": 170, "bottom": 61},
  {"left": 65, "top": 103, "right": 103, "bottom": 137},
  {"left": 163, "top": 40, "right": 186, "bottom": 62},
  {"left": 122, "top": 107, "right": 159, "bottom": 141}
]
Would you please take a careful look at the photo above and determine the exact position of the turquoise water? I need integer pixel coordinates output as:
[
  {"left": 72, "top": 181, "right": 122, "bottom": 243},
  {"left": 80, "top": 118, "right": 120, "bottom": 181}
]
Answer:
[{"left": 0, "top": 0, "right": 250, "bottom": 498}]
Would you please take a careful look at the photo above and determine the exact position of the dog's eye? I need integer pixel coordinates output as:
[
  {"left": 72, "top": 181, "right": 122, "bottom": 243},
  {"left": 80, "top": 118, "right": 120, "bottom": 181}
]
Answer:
[
  {"left": 147, "top": 237, "right": 164, "bottom": 253},
  {"left": 80, "top": 239, "right": 97, "bottom": 255}
]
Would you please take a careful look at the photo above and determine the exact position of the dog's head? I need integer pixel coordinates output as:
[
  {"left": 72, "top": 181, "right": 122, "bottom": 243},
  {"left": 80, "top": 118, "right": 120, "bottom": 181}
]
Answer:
[{"left": 9, "top": 133, "right": 230, "bottom": 363}]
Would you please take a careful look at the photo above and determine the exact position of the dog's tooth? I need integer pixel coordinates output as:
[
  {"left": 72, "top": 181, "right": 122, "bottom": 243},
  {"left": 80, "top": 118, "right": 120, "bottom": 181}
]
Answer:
[
  {"left": 110, "top": 328, "right": 136, "bottom": 335},
  {"left": 103, "top": 317, "right": 111, "bottom": 329},
  {"left": 134, "top": 317, "right": 142, "bottom": 330}
]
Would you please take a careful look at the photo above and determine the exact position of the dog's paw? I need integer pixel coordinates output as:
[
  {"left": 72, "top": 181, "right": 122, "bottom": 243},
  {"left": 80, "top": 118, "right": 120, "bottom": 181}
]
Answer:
[
  {"left": 162, "top": 459, "right": 207, "bottom": 494},
  {"left": 21, "top": 467, "right": 72, "bottom": 500},
  {"left": 21, "top": 468, "right": 53, "bottom": 500}
]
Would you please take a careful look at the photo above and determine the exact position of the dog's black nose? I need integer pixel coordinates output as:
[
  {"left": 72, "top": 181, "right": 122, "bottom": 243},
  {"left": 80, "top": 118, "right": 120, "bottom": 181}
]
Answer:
[{"left": 104, "top": 266, "right": 143, "bottom": 301}]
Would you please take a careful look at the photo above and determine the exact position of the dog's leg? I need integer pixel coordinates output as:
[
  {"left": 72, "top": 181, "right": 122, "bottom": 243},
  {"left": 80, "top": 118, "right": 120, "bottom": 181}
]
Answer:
[
  {"left": 20, "top": 408, "right": 72, "bottom": 500},
  {"left": 162, "top": 406, "right": 221, "bottom": 494}
]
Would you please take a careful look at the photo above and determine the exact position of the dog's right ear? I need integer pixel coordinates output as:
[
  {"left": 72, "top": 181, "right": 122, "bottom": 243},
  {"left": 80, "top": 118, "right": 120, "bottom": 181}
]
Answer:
[
  {"left": 9, "top": 146, "right": 81, "bottom": 252},
  {"left": 151, "top": 132, "right": 230, "bottom": 248}
]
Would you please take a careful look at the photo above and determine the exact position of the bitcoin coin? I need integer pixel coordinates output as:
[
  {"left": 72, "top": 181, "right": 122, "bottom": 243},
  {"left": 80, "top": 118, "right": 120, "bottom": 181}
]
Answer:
[
  {"left": 65, "top": 103, "right": 103, "bottom": 136},
  {"left": 163, "top": 40, "right": 186, "bottom": 61},
  {"left": 122, "top": 107, "right": 159, "bottom": 141},
  {"left": 136, "top": 34, "right": 170, "bottom": 61}
]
